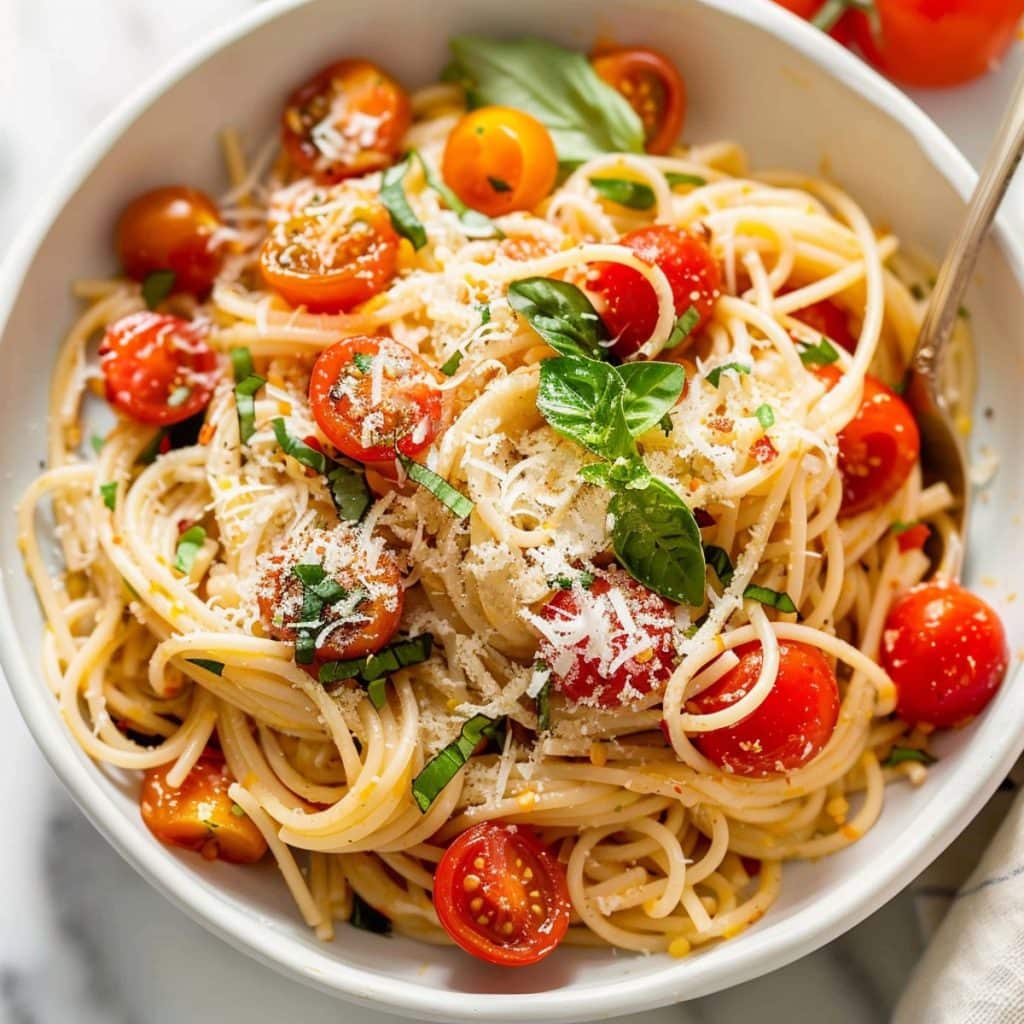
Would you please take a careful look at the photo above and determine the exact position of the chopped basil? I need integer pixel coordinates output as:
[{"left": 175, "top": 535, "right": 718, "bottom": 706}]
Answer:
[
  {"left": 234, "top": 373, "right": 266, "bottom": 444},
  {"left": 352, "top": 352, "right": 374, "bottom": 374},
  {"left": 797, "top": 337, "right": 839, "bottom": 366},
  {"left": 616, "top": 362, "right": 685, "bottom": 437},
  {"left": 665, "top": 171, "right": 707, "bottom": 189},
  {"left": 397, "top": 454, "right": 474, "bottom": 518},
  {"left": 488, "top": 175, "right": 512, "bottom": 193},
  {"left": 706, "top": 362, "right": 751, "bottom": 388},
  {"left": 272, "top": 418, "right": 328, "bottom": 473},
  {"left": 476, "top": 302, "right": 491, "bottom": 325},
  {"left": 137, "top": 430, "right": 167, "bottom": 465},
  {"left": 380, "top": 155, "right": 428, "bottom": 249},
  {"left": 186, "top": 658, "right": 224, "bottom": 676},
  {"left": 412, "top": 150, "right": 502, "bottom": 238},
  {"left": 141, "top": 269, "right": 175, "bottom": 309},
  {"left": 508, "top": 277, "right": 608, "bottom": 360},
  {"left": 230, "top": 346, "right": 254, "bottom": 383},
  {"left": 743, "top": 585, "right": 798, "bottom": 614},
  {"left": 590, "top": 177, "right": 655, "bottom": 210},
  {"left": 90, "top": 434, "right": 105, "bottom": 454},
  {"left": 326, "top": 463, "right": 372, "bottom": 523},
  {"left": 664, "top": 306, "right": 700, "bottom": 350},
  {"left": 167, "top": 385, "right": 191, "bottom": 408},
  {"left": 548, "top": 571, "right": 595, "bottom": 590},
  {"left": 288, "top": 563, "right": 365, "bottom": 665},
  {"left": 536, "top": 674, "right": 552, "bottom": 732},
  {"left": 884, "top": 746, "right": 937, "bottom": 767},
  {"left": 320, "top": 634, "right": 434, "bottom": 689},
  {"left": 703, "top": 544, "right": 735, "bottom": 587},
  {"left": 350, "top": 893, "right": 392, "bottom": 934},
  {"left": 659, "top": 413, "right": 673, "bottom": 436},
  {"left": 439, "top": 350, "right": 464, "bottom": 376},
  {"left": 366, "top": 677, "right": 388, "bottom": 711},
  {"left": 890, "top": 520, "right": 918, "bottom": 536},
  {"left": 755, "top": 404, "right": 775, "bottom": 429},
  {"left": 174, "top": 525, "right": 206, "bottom": 574},
  {"left": 292, "top": 563, "right": 346, "bottom": 603},
  {"left": 578, "top": 453, "right": 649, "bottom": 489},
  {"left": 411, "top": 713, "right": 506, "bottom": 812},
  {"left": 99, "top": 481, "right": 117, "bottom": 510}
]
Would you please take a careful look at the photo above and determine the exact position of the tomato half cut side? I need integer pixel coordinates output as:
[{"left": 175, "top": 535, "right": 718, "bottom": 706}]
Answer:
[{"left": 433, "top": 821, "right": 571, "bottom": 966}]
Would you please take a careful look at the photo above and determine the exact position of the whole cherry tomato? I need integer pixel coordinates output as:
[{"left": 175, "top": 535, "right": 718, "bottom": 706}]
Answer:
[{"left": 792, "top": 298, "right": 858, "bottom": 354}]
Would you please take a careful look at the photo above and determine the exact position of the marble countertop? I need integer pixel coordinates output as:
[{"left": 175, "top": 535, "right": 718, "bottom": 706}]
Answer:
[{"left": 1, "top": 2, "right": 1022, "bottom": 1022}]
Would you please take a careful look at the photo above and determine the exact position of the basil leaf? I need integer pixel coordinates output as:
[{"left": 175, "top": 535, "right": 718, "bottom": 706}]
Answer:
[
  {"left": 664, "top": 306, "right": 700, "bottom": 350},
  {"left": 590, "top": 177, "right": 655, "bottom": 210},
  {"left": 508, "top": 278, "right": 609, "bottom": 360},
  {"left": 797, "top": 337, "right": 839, "bottom": 366},
  {"left": 537, "top": 356, "right": 633, "bottom": 460},
  {"left": 99, "top": 482, "right": 117, "bottom": 510},
  {"left": 327, "top": 463, "right": 372, "bottom": 523},
  {"left": 579, "top": 454, "right": 650, "bottom": 489},
  {"left": 536, "top": 675, "right": 552, "bottom": 732},
  {"left": 272, "top": 418, "right": 328, "bottom": 473},
  {"left": 616, "top": 362, "right": 685, "bottom": 436},
  {"left": 884, "top": 746, "right": 937, "bottom": 767},
  {"left": 230, "top": 347, "right": 254, "bottom": 383},
  {"left": 412, "top": 150, "right": 502, "bottom": 238},
  {"left": 350, "top": 893, "right": 392, "bottom": 934},
  {"left": 743, "top": 585, "right": 798, "bottom": 614},
  {"left": 366, "top": 677, "right": 389, "bottom": 711},
  {"left": 234, "top": 374, "right": 265, "bottom": 444},
  {"left": 411, "top": 713, "right": 506, "bottom": 812},
  {"left": 380, "top": 156, "right": 427, "bottom": 249},
  {"left": 703, "top": 545, "right": 735, "bottom": 587},
  {"left": 548, "top": 571, "right": 595, "bottom": 590},
  {"left": 755, "top": 404, "right": 775, "bottom": 428},
  {"left": 137, "top": 430, "right": 167, "bottom": 465},
  {"left": 706, "top": 362, "right": 751, "bottom": 388},
  {"left": 319, "top": 634, "right": 435, "bottom": 689},
  {"left": 665, "top": 171, "right": 707, "bottom": 189},
  {"left": 90, "top": 434, "right": 105, "bottom": 454},
  {"left": 352, "top": 353, "right": 373, "bottom": 374},
  {"left": 141, "top": 269, "right": 175, "bottom": 309},
  {"left": 439, "top": 350, "right": 464, "bottom": 376},
  {"left": 174, "top": 525, "right": 206, "bottom": 574},
  {"left": 397, "top": 454, "right": 474, "bottom": 518},
  {"left": 447, "top": 37, "right": 644, "bottom": 168},
  {"left": 476, "top": 302, "right": 491, "bottom": 325},
  {"left": 186, "top": 658, "right": 224, "bottom": 676},
  {"left": 294, "top": 633, "right": 316, "bottom": 664},
  {"left": 609, "top": 478, "right": 705, "bottom": 606}
]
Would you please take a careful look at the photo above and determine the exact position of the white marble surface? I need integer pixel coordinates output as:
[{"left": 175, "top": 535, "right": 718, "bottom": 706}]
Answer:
[{"left": 1, "top": 3, "right": 1022, "bottom": 1022}]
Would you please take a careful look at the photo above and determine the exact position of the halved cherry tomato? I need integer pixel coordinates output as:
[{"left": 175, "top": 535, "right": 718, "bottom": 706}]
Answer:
[
  {"left": 442, "top": 107, "right": 558, "bottom": 218},
  {"left": 536, "top": 569, "right": 677, "bottom": 707},
  {"left": 587, "top": 225, "right": 721, "bottom": 359},
  {"left": 99, "top": 312, "right": 220, "bottom": 426},
  {"left": 881, "top": 580, "right": 1009, "bottom": 728},
  {"left": 433, "top": 821, "right": 571, "bottom": 966},
  {"left": 792, "top": 298, "right": 858, "bottom": 354},
  {"left": 116, "top": 186, "right": 224, "bottom": 297},
  {"left": 591, "top": 47, "right": 686, "bottom": 154},
  {"left": 256, "top": 526, "right": 404, "bottom": 661},
  {"left": 259, "top": 203, "right": 398, "bottom": 313},
  {"left": 140, "top": 749, "right": 267, "bottom": 863},
  {"left": 816, "top": 364, "right": 920, "bottom": 517},
  {"left": 309, "top": 336, "right": 445, "bottom": 462},
  {"left": 689, "top": 641, "right": 840, "bottom": 776},
  {"left": 282, "top": 59, "right": 411, "bottom": 182}
]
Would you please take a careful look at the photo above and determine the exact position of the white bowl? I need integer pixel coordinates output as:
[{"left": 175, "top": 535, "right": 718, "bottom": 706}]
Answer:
[{"left": 2, "top": 0, "right": 1022, "bottom": 1020}]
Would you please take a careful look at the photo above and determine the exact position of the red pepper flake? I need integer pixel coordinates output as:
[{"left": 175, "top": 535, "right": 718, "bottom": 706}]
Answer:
[
  {"left": 751, "top": 436, "right": 778, "bottom": 464},
  {"left": 896, "top": 522, "right": 930, "bottom": 553}
]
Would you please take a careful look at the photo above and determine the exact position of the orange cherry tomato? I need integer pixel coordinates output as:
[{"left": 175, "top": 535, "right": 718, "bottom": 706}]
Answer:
[
  {"left": 816, "top": 364, "right": 921, "bottom": 517},
  {"left": 308, "top": 336, "right": 445, "bottom": 463},
  {"left": 259, "top": 203, "right": 398, "bottom": 313},
  {"left": 99, "top": 312, "right": 220, "bottom": 426},
  {"left": 792, "top": 298, "right": 858, "bottom": 354},
  {"left": 140, "top": 749, "right": 267, "bottom": 863},
  {"left": 689, "top": 641, "right": 840, "bottom": 777},
  {"left": 282, "top": 59, "right": 411, "bottom": 182},
  {"left": 881, "top": 580, "right": 1009, "bottom": 728},
  {"left": 433, "top": 821, "right": 571, "bottom": 966},
  {"left": 116, "top": 186, "right": 224, "bottom": 297},
  {"left": 591, "top": 47, "right": 686, "bottom": 154},
  {"left": 442, "top": 107, "right": 558, "bottom": 218}
]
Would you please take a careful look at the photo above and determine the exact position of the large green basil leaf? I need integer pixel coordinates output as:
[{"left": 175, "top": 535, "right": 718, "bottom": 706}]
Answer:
[
  {"left": 508, "top": 278, "right": 608, "bottom": 359},
  {"left": 616, "top": 362, "right": 685, "bottom": 436}
]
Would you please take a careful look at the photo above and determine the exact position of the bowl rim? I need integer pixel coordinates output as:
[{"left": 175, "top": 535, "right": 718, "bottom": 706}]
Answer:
[{"left": 3, "top": 0, "right": 1024, "bottom": 1019}]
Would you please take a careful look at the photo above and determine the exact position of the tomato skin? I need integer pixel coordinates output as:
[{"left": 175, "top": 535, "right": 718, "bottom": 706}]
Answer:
[
  {"left": 140, "top": 750, "right": 267, "bottom": 863},
  {"left": 591, "top": 47, "right": 687, "bottom": 154},
  {"left": 537, "top": 570, "right": 677, "bottom": 708},
  {"left": 308, "top": 336, "right": 445, "bottom": 463},
  {"left": 881, "top": 580, "right": 1009, "bottom": 728},
  {"left": 817, "top": 364, "right": 921, "bottom": 517},
  {"left": 433, "top": 821, "right": 571, "bottom": 966},
  {"left": 442, "top": 107, "right": 558, "bottom": 218},
  {"left": 689, "top": 641, "right": 841, "bottom": 777},
  {"left": 792, "top": 298, "right": 857, "bottom": 354},
  {"left": 99, "top": 312, "right": 220, "bottom": 426},
  {"left": 116, "top": 186, "right": 224, "bottom": 297},
  {"left": 282, "top": 59, "right": 411, "bottom": 182},
  {"left": 896, "top": 522, "right": 931, "bottom": 553},
  {"left": 259, "top": 203, "right": 398, "bottom": 313},
  {"left": 587, "top": 225, "right": 721, "bottom": 359}
]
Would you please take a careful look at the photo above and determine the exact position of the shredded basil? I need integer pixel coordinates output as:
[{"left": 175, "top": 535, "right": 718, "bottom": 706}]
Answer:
[
  {"left": 412, "top": 150, "right": 502, "bottom": 238},
  {"left": 706, "top": 362, "right": 751, "bottom": 388},
  {"left": 411, "top": 713, "right": 506, "bottom": 812},
  {"left": 230, "top": 347, "right": 254, "bottom": 383},
  {"left": 326, "top": 463, "right": 372, "bottom": 523},
  {"left": 187, "top": 658, "right": 224, "bottom": 676},
  {"left": 439, "top": 350, "right": 464, "bottom": 376},
  {"left": 476, "top": 302, "right": 491, "bottom": 325},
  {"left": 536, "top": 672, "right": 552, "bottom": 732},
  {"left": 141, "top": 269, "right": 175, "bottom": 309},
  {"left": 272, "top": 418, "right": 328, "bottom": 473},
  {"left": 590, "top": 177, "right": 655, "bottom": 210},
  {"left": 755, "top": 404, "right": 776, "bottom": 429},
  {"left": 797, "top": 337, "right": 839, "bottom": 366},
  {"left": 884, "top": 746, "right": 936, "bottom": 767},
  {"left": 397, "top": 454, "right": 474, "bottom": 517},
  {"left": 665, "top": 171, "right": 707, "bottom": 189},
  {"left": 319, "top": 634, "right": 435, "bottom": 689},
  {"left": 352, "top": 352, "right": 374, "bottom": 374},
  {"left": 890, "top": 520, "right": 918, "bottom": 536},
  {"left": 234, "top": 373, "right": 266, "bottom": 444},
  {"left": 616, "top": 362, "right": 685, "bottom": 437},
  {"left": 350, "top": 893, "right": 392, "bottom": 934},
  {"left": 99, "top": 482, "right": 117, "bottom": 511},
  {"left": 366, "top": 677, "right": 388, "bottom": 711},
  {"left": 380, "top": 155, "right": 427, "bottom": 249},
  {"left": 703, "top": 545, "right": 735, "bottom": 587},
  {"left": 508, "top": 277, "right": 608, "bottom": 359},
  {"left": 743, "top": 585, "right": 798, "bottom": 614},
  {"left": 90, "top": 434, "right": 105, "bottom": 454},
  {"left": 174, "top": 525, "right": 206, "bottom": 574},
  {"left": 548, "top": 571, "right": 595, "bottom": 590},
  {"left": 664, "top": 306, "right": 700, "bottom": 350}
]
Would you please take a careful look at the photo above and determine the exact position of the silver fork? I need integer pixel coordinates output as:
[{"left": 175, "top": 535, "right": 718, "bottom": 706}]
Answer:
[{"left": 903, "top": 69, "right": 1024, "bottom": 582}]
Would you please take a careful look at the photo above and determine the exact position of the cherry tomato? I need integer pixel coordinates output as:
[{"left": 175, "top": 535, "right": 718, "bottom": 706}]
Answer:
[
  {"left": 282, "top": 59, "right": 411, "bottom": 182},
  {"left": 895, "top": 522, "right": 931, "bottom": 553},
  {"left": 591, "top": 47, "right": 687, "bottom": 154},
  {"left": 881, "top": 580, "right": 1009, "bottom": 728},
  {"left": 442, "top": 107, "right": 558, "bottom": 218},
  {"left": 536, "top": 570, "right": 677, "bottom": 708},
  {"left": 99, "top": 312, "right": 220, "bottom": 426},
  {"left": 259, "top": 203, "right": 398, "bottom": 313},
  {"left": 256, "top": 527, "right": 404, "bottom": 661},
  {"left": 587, "top": 225, "right": 721, "bottom": 359},
  {"left": 116, "top": 186, "right": 224, "bottom": 297},
  {"left": 309, "top": 336, "right": 445, "bottom": 463},
  {"left": 433, "top": 821, "right": 571, "bottom": 966},
  {"left": 689, "top": 641, "right": 840, "bottom": 777},
  {"left": 792, "top": 298, "right": 857, "bottom": 354},
  {"left": 140, "top": 749, "right": 267, "bottom": 863},
  {"left": 817, "top": 364, "right": 920, "bottom": 517}
]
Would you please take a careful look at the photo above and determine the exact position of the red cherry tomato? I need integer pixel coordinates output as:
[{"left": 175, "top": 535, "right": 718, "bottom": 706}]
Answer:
[
  {"left": 259, "top": 202, "right": 398, "bottom": 314},
  {"left": 817, "top": 364, "right": 920, "bottom": 517},
  {"left": 881, "top": 580, "right": 1009, "bottom": 727},
  {"left": 591, "top": 47, "right": 687, "bottom": 154},
  {"left": 308, "top": 336, "right": 445, "bottom": 463},
  {"left": 116, "top": 186, "right": 224, "bottom": 297},
  {"left": 895, "top": 522, "right": 931, "bottom": 553},
  {"left": 792, "top": 298, "right": 857, "bottom": 354},
  {"left": 282, "top": 59, "right": 411, "bottom": 182},
  {"left": 689, "top": 641, "right": 841, "bottom": 777},
  {"left": 536, "top": 570, "right": 677, "bottom": 708},
  {"left": 433, "top": 821, "right": 571, "bottom": 966},
  {"left": 99, "top": 312, "right": 219, "bottom": 426},
  {"left": 587, "top": 225, "right": 721, "bottom": 359}
]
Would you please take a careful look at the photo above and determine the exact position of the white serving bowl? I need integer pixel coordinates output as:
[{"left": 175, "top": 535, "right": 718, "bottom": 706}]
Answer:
[{"left": 1, "top": 0, "right": 1022, "bottom": 1020}]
